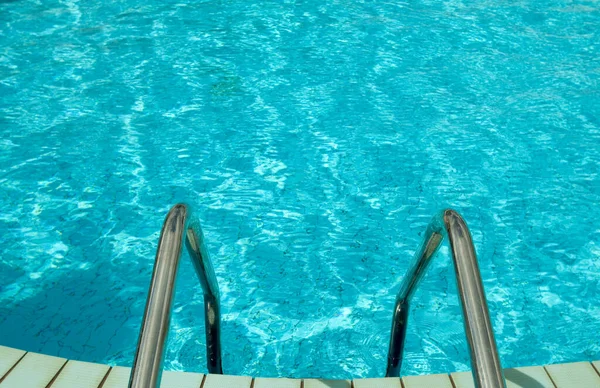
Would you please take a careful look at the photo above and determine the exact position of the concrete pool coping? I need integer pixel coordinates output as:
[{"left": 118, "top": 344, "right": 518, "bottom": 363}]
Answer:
[{"left": 1, "top": 345, "right": 600, "bottom": 387}]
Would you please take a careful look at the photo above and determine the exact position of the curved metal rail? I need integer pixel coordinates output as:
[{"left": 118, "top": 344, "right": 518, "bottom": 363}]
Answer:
[
  {"left": 386, "top": 209, "right": 505, "bottom": 388},
  {"left": 129, "top": 204, "right": 222, "bottom": 388}
]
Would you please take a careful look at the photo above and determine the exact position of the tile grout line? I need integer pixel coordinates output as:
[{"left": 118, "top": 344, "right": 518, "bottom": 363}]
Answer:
[
  {"left": 591, "top": 362, "right": 600, "bottom": 378},
  {"left": 44, "top": 358, "right": 69, "bottom": 388},
  {"left": 0, "top": 351, "right": 28, "bottom": 384},
  {"left": 199, "top": 373, "right": 207, "bottom": 388},
  {"left": 448, "top": 373, "right": 458, "bottom": 388},
  {"left": 542, "top": 365, "right": 559, "bottom": 388},
  {"left": 96, "top": 366, "right": 114, "bottom": 388}
]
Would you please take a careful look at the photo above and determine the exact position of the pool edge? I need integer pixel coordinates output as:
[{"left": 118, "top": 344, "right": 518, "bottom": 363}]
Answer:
[{"left": 1, "top": 344, "right": 599, "bottom": 387}]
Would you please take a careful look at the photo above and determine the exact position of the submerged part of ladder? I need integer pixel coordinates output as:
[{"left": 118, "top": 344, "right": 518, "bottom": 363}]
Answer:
[
  {"left": 129, "top": 204, "right": 222, "bottom": 388},
  {"left": 386, "top": 209, "right": 505, "bottom": 388}
]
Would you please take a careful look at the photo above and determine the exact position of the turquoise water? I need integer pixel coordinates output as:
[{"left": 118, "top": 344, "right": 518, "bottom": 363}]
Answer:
[{"left": 1, "top": 0, "right": 600, "bottom": 379}]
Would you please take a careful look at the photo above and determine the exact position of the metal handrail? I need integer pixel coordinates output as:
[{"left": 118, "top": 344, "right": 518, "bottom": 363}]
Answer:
[
  {"left": 129, "top": 204, "right": 223, "bottom": 388},
  {"left": 386, "top": 209, "right": 505, "bottom": 388}
]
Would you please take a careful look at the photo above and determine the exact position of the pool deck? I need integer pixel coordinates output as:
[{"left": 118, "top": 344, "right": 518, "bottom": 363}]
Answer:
[{"left": 1, "top": 345, "right": 599, "bottom": 388}]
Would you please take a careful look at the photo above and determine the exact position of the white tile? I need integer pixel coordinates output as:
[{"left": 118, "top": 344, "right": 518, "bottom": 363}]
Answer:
[
  {"left": 353, "top": 377, "right": 402, "bottom": 388},
  {"left": 160, "top": 370, "right": 204, "bottom": 388},
  {"left": 504, "top": 366, "right": 554, "bottom": 388},
  {"left": 450, "top": 372, "right": 475, "bottom": 388},
  {"left": 101, "top": 366, "right": 131, "bottom": 388},
  {"left": 253, "top": 377, "right": 301, "bottom": 388},
  {"left": 51, "top": 360, "right": 110, "bottom": 388},
  {"left": 0, "top": 346, "right": 26, "bottom": 380},
  {"left": 404, "top": 373, "right": 454, "bottom": 388},
  {"left": 303, "top": 379, "right": 351, "bottom": 388},
  {"left": 202, "top": 374, "right": 252, "bottom": 388},
  {"left": 545, "top": 362, "right": 600, "bottom": 388},
  {"left": 0, "top": 352, "right": 66, "bottom": 388}
]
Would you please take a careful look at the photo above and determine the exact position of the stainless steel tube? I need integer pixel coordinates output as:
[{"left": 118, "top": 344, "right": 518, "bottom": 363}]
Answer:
[
  {"left": 129, "top": 204, "right": 223, "bottom": 388},
  {"left": 185, "top": 224, "right": 223, "bottom": 374},
  {"left": 386, "top": 209, "right": 505, "bottom": 388}
]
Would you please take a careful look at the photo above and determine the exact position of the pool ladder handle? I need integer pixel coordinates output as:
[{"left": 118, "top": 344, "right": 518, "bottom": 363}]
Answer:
[
  {"left": 128, "top": 204, "right": 223, "bottom": 388},
  {"left": 386, "top": 209, "right": 506, "bottom": 388},
  {"left": 127, "top": 205, "right": 504, "bottom": 388}
]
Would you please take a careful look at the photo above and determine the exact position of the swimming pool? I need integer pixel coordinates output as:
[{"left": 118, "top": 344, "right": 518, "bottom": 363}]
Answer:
[{"left": 1, "top": 0, "right": 599, "bottom": 380}]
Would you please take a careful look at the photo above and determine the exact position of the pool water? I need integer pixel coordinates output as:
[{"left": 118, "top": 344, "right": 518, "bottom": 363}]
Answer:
[{"left": 1, "top": 0, "right": 599, "bottom": 380}]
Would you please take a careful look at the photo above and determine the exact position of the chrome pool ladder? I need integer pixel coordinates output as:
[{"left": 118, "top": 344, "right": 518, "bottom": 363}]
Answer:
[
  {"left": 386, "top": 209, "right": 506, "bottom": 388},
  {"left": 128, "top": 204, "right": 504, "bottom": 388},
  {"left": 129, "top": 204, "right": 223, "bottom": 388}
]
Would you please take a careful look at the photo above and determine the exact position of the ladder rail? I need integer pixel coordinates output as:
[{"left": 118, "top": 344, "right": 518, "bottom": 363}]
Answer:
[
  {"left": 129, "top": 204, "right": 222, "bottom": 388},
  {"left": 386, "top": 209, "right": 505, "bottom": 388}
]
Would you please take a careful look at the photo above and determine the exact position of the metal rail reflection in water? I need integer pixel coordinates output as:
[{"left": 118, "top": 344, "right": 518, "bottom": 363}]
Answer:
[
  {"left": 386, "top": 209, "right": 506, "bottom": 388},
  {"left": 129, "top": 204, "right": 223, "bottom": 388}
]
